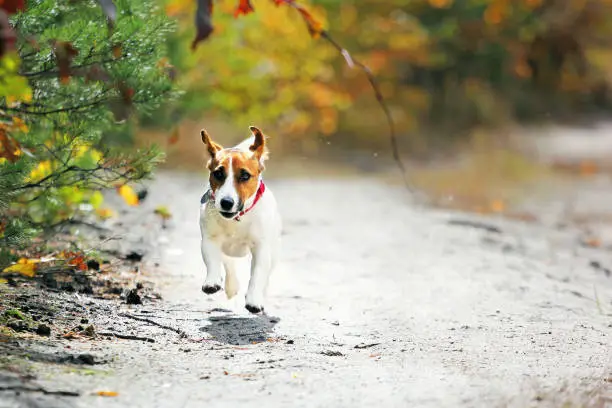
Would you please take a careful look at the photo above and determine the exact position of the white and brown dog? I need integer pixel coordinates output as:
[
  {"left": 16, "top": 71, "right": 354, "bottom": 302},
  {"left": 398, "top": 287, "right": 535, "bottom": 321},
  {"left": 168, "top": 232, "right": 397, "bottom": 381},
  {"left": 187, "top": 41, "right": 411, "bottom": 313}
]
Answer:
[{"left": 199, "top": 126, "right": 281, "bottom": 314}]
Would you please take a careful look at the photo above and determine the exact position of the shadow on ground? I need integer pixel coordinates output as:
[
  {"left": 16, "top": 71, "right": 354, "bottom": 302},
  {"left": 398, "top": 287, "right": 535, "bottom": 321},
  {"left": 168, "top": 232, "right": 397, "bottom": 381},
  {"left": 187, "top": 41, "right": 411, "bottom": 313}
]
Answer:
[{"left": 199, "top": 314, "right": 280, "bottom": 345}]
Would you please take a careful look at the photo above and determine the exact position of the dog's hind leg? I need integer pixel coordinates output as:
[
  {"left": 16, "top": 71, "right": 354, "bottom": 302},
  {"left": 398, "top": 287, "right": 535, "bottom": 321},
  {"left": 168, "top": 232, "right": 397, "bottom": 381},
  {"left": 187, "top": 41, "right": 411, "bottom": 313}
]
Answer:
[{"left": 222, "top": 255, "right": 239, "bottom": 300}]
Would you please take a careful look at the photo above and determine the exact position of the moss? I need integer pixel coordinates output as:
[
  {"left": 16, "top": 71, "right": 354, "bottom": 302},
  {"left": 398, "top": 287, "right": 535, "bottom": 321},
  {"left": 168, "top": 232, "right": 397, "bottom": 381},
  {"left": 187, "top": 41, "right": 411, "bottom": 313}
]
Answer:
[{"left": 4, "top": 309, "right": 25, "bottom": 320}]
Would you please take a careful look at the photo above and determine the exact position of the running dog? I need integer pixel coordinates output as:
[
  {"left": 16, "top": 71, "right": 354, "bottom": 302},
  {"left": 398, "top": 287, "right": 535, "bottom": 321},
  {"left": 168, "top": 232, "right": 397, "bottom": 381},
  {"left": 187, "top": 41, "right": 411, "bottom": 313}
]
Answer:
[{"left": 199, "top": 126, "right": 281, "bottom": 314}]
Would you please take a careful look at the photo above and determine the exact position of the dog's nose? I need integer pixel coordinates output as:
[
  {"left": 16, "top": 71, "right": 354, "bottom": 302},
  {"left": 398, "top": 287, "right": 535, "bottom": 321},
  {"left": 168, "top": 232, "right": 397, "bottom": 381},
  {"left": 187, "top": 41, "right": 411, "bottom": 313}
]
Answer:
[{"left": 220, "top": 197, "right": 234, "bottom": 211}]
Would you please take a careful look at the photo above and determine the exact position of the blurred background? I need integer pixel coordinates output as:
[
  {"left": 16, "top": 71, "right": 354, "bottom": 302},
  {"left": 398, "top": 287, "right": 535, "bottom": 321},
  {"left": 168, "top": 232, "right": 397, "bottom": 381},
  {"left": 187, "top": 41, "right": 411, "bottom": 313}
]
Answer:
[
  {"left": 3, "top": 0, "right": 612, "bottom": 247},
  {"left": 139, "top": 0, "right": 612, "bottom": 213}
]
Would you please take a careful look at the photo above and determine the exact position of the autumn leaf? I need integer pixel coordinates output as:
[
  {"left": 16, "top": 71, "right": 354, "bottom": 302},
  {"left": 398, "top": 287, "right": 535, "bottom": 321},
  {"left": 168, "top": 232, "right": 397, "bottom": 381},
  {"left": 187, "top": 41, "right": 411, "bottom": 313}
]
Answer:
[
  {"left": 582, "top": 237, "right": 602, "bottom": 248},
  {"left": 95, "top": 391, "right": 119, "bottom": 397},
  {"left": 51, "top": 40, "right": 79, "bottom": 85},
  {"left": 117, "top": 184, "right": 139, "bottom": 206},
  {"left": 168, "top": 127, "right": 179, "bottom": 145},
  {"left": 234, "top": 0, "right": 254, "bottom": 17},
  {"left": 112, "top": 43, "right": 122, "bottom": 59},
  {"left": 95, "top": 207, "right": 115, "bottom": 219},
  {"left": 271, "top": 0, "right": 323, "bottom": 38},
  {"left": 2, "top": 258, "right": 39, "bottom": 278},
  {"left": 0, "top": 10, "right": 16, "bottom": 57},
  {"left": 0, "top": 128, "right": 21, "bottom": 163},
  {"left": 0, "top": 0, "right": 26, "bottom": 14},
  {"left": 191, "top": 0, "right": 214, "bottom": 51},
  {"left": 154, "top": 205, "right": 172, "bottom": 220}
]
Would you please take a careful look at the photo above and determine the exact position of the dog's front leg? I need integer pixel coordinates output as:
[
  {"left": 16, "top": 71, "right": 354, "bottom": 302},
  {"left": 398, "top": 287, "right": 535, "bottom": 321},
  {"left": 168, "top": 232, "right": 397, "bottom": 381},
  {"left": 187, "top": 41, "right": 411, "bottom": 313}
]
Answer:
[
  {"left": 201, "top": 237, "right": 224, "bottom": 295},
  {"left": 245, "top": 244, "right": 272, "bottom": 314}
]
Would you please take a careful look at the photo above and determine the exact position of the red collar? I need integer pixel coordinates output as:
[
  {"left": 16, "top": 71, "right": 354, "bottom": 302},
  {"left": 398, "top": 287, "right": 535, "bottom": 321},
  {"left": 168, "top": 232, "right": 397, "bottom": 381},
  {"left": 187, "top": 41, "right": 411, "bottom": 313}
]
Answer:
[{"left": 234, "top": 181, "right": 266, "bottom": 221}]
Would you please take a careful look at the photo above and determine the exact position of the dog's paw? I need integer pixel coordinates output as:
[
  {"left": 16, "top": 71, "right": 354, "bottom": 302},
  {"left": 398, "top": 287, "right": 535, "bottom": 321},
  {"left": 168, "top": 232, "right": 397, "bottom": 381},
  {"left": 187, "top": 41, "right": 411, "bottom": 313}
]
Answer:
[
  {"left": 202, "top": 284, "right": 222, "bottom": 295},
  {"left": 245, "top": 303, "right": 264, "bottom": 314}
]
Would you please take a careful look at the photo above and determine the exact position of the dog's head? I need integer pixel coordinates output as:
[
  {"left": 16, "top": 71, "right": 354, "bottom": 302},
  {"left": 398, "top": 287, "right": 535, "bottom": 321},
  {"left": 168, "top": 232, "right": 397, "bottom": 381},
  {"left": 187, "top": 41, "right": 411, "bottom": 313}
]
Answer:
[{"left": 201, "top": 126, "right": 268, "bottom": 219}]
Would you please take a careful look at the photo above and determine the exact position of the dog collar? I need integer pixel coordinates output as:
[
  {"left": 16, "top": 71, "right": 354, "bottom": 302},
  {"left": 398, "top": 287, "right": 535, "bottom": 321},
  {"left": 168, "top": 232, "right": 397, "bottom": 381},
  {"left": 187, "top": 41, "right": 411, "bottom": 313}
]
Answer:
[
  {"left": 235, "top": 181, "right": 266, "bottom": 221},
  {"left": 200, "top": 181, "right": 266, "bottom": 222}
]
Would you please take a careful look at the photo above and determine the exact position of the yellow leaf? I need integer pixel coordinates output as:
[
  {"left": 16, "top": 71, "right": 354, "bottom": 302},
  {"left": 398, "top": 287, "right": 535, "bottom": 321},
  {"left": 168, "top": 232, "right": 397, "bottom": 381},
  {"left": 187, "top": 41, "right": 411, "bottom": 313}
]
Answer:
[
  {"left": 3, "top": 260, "right": 37, "bottom": 278},
  {"left": 27, "top": 160, "right": 52, "bottom": 182},
  {"left": 96, "top": 208, "right": 115, "bottom": 219},
  {"left": 0, "top": 278, "right": 8, "bottom": 284},
  {"left": 95, "top": 391, "right": 119, "bottom": 397},
  {"left": 154, "top": 206, "right": 172, "bottom": 220},
  {"left": 117, "top": 185, "right": 139, "bottom": 206}
]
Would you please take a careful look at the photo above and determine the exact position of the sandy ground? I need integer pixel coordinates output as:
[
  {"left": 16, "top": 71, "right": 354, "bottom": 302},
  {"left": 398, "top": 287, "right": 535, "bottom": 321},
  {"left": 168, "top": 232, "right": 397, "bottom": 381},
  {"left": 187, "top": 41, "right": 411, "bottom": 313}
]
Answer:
[{"left": 2, "top": 163, "right": 611, "bottom": 408}]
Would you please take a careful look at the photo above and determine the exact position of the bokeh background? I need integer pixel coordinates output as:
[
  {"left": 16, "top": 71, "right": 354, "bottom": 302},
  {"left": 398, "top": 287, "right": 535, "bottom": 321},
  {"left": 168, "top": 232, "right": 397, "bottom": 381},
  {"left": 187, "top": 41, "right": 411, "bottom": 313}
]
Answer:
[
  {"left": 138, "top": 0, "right": 612, "bottom": 212},
  {"left": 3, "top": 0, "right": 612, "bottom": 248}
]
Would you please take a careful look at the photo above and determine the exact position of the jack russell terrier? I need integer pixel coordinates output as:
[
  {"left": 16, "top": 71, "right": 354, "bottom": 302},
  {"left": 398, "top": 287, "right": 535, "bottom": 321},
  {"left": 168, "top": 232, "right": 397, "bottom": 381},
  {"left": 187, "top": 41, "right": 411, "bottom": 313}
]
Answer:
[{"left": 199, "top": 126, "right": 281, "bottom": 314}]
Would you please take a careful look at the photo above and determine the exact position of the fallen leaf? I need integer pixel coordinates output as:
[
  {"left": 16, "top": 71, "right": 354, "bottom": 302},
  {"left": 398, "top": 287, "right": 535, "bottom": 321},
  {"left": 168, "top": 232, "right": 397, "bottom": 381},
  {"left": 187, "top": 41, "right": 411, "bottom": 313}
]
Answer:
[
  {"left": 223, "top": 370, "right": 229, "bottom": 375},
  {"left": 191, "top": 0, "right": 214, "bottom": 51},
  {"left": 582, "top": 237, "right": 602, "bottom": 248},
  {"left": 117, "top": 185, "right": 139, "bottom": 206},
  {"left": 95, "top": 390, "right": 119, "bottom": 397},
  {"left": 95, "top": 208, "right": 115, "bottom": 219},
  {"left": 154, "top": 206, "right": 172, "bottom": 220},
  {"left": 0, "top": 278, "right": 8, "bottom": 284},
  {"left": 2, "top": 258, "right": 38, "bottom": 278}
]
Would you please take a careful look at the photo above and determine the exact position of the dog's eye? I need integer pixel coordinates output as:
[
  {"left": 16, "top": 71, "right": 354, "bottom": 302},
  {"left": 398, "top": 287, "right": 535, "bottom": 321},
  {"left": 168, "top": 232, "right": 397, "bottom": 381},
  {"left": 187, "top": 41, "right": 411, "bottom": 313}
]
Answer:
[
  {"left": 238, "top": 170, "right": 251, "bottom": 182},
  {"left": 212, "top": 169, "right": 225, "bottom": 181}
]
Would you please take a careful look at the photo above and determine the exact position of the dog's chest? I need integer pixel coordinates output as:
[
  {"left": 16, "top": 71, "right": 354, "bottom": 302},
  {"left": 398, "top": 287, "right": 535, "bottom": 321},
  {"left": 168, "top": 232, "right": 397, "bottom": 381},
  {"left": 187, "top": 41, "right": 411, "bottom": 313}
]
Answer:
[{"left": 202, "top": 204, "right": 253, "bottom": 256}]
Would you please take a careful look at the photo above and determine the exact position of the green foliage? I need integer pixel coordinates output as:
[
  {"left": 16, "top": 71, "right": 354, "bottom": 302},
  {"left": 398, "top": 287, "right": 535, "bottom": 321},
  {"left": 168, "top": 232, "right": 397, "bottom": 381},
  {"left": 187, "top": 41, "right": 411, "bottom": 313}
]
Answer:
[{"left": 0, "top": 0, "right": 177, "bottom": 245}]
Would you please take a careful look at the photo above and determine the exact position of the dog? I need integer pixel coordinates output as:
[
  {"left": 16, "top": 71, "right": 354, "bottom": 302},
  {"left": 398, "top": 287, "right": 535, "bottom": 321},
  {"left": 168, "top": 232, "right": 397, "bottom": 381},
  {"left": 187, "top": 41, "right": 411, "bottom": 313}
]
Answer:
[{"left": 199, "top": 126, "right": 281, "bottom": 314}]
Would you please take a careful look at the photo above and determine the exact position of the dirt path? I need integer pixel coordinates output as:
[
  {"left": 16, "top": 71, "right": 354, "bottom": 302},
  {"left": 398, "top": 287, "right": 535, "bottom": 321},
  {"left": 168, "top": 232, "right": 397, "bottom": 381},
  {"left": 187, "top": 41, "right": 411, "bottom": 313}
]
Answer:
[{"left": 2, "top": 170, "right": 612, "bottom": 408}]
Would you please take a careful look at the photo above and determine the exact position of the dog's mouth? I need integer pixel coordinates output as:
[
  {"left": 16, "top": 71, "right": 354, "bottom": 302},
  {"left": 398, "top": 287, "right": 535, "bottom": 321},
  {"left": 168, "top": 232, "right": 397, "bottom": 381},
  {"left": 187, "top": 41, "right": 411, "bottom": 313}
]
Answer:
[{"left": 219, "top": 211, "right": 238, "bottom": 219}]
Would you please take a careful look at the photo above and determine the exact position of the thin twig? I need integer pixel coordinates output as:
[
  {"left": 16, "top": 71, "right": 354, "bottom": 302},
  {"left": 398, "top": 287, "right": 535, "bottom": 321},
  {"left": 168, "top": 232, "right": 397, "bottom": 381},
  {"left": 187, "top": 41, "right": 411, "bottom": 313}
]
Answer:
[
  {"left": 119, "top": 313, "right": 187, "bottom": 337},
  {"left": 281, "top": 1, "right": 413, "bottom": 192},
  {"left": 98, "top": 331, "right": 155, "bottom": 343},
  {"left": 0, "top": 385, "right": 80, "bottom": 397}
]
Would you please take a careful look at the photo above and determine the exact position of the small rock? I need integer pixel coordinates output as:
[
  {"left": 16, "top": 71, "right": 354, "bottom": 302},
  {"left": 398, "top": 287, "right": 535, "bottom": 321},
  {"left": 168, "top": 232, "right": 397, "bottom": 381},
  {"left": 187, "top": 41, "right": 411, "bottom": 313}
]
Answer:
[
  {"left": 321, "top": 350, "right": 343, "bottom": 357},
  {"left": 84, "top": 325, "right": 96, "bottom": 337},
  {"left": 124, "top": 251, "right": 145, "bottom": 262},
  {"left": 36, "top": 324, "right": 51, "bottom": 336},
  {"left": 77, "top": 354, "right": 96, "bottom": 365},
  {"left": 7, "top": 320, "right": 29, "bottom": 332},
  {"left": 126, "top": 289, "right": 142, "bottom": 305},
  {"left": 86, "top": 259, "right": 100, "bottom": 271}
]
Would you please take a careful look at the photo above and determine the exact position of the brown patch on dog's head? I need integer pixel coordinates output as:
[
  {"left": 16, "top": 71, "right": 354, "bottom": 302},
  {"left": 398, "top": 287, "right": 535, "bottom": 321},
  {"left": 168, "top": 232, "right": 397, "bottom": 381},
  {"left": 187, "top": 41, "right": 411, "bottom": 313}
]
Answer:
[
  {"left": 203, "top": 127, "right": 268, "bottom": 213},
  {"left": 230, "top": 151, "right": 262, "bottom": 205}
]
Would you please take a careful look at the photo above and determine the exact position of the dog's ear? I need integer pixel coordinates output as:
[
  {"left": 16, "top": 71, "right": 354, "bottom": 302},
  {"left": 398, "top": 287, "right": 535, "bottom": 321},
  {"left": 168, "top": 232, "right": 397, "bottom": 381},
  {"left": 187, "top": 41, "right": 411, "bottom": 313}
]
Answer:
[
  {"left": 248, "top": 126, "right": 266, "bottom": 163},
  {"left": 201, "top": 129, "right": 223, "bottom": 158}
]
